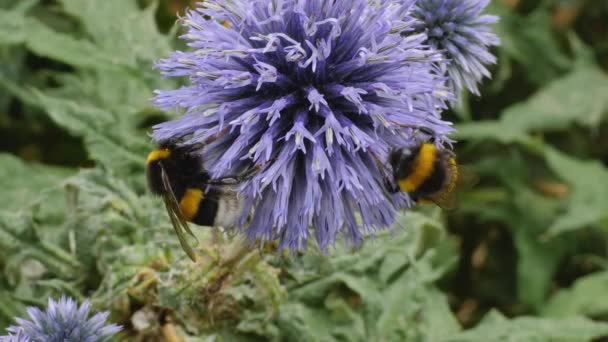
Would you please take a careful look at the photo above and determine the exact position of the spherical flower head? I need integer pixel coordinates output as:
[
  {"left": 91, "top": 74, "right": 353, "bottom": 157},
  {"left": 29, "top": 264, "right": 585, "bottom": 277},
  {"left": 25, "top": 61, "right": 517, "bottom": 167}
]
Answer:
[
  {"left": 413, "top": 0, "right": 500, "bottom": 95},
  {"left": 152, "top": 0, "right": 454, "bottom": 251},
  {"left": 7, "top": 296, "right": 121, "bottom": 342}
]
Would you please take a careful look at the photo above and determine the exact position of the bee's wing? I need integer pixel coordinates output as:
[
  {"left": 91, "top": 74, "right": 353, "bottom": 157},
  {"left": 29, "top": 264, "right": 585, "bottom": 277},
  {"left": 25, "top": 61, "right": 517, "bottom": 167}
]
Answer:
[
  {"left": 426, "top": 165, "right": 479, "bottom": 211},
  {"left": 160, "top": 166, "right": 198, "bottom": 262},
  {"left": 453, "top": 165, "right": 479, "bottom": 191},
  {"left": 369, "top": 150, "right": 399, "bottom": 193},
  {"left": 426, "top": 192, "right": 458, "bottom": 211},
  {"left": 162, "top": 194, "right": 199, "bottom": 262}
]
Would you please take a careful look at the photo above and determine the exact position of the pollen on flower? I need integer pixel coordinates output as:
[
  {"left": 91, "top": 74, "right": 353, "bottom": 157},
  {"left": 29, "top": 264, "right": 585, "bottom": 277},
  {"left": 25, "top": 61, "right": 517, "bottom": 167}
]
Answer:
[{"left": 151, "top": 0, "right": 459, "bottom": 251}]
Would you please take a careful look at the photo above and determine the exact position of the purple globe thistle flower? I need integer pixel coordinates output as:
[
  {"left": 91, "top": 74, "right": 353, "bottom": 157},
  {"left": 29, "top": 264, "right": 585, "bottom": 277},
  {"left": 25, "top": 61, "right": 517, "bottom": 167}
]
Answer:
[
  {"left": 6, "top": 297, "right": 121, "bottom": 342},
  {"left": 152, "top": 0, "right": 454, "bottom": 251},
  {"left": 412, "top": 0, "right": 500, "bottom": 95}
]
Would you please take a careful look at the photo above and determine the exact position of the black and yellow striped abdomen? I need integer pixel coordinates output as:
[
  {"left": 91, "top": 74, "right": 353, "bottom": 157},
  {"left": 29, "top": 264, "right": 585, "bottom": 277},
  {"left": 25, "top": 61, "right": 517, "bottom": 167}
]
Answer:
[
  {"left": 178, "top": 187, "right": 221, "bottom": 226},
  {"left": 389, "top": 143, "right": 459, "bottom": 204}
]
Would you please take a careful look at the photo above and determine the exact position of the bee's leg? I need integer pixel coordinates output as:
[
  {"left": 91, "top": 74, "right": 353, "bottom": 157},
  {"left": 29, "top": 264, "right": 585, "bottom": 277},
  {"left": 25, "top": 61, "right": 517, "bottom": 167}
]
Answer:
[
  {"left": 207, "top": 177, "right": 239, "bottom": 185},
  {"left": 208, "top": 159, "right": 273, "bottom": 185},
  {"left": 385, "top": 178, "right": 400, "bottom": 193},
  {"left": 207, "top": 167, "right": 259, "bottom": 185},
  {"left": 237, "top": 165, "right": 260, "bottom": 181}
]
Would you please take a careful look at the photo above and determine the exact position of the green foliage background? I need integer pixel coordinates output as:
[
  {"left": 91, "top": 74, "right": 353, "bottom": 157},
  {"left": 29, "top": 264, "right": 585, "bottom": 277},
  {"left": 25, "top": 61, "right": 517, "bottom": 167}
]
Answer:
[{"left": 1, "top": 0, "right": 607, "bottom": 340}]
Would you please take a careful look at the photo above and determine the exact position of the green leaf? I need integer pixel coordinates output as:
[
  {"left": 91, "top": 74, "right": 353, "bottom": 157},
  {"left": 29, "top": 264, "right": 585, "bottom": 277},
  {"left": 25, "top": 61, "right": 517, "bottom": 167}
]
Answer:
[
  {"left": 375, "top": 278, "right": 460, "bottom": 341},
  {"left": 0, "top": 154, "right": 73, "bottom": 212},
  {"left": 24, "top": 20, "right": 127, "bottom": 71},
  {"left": 543, "top": 271, "right": 608, "bottom": 318},
  {"left": 32, "top": 91, "right": 149, "bottom": 176},
  {"left": 0, "top": 290, "right": 26, "bottom": 329},
  {"left": 449, "top": 310, "right": 608, "bottom": 342},
  {"left": 0, "top": 8, "right": 127, "bottom": 71},
  {"left": 0, "top": 3, "right": 176, "bottom": 119},
  {"left": 544, "top": 147, "right": 608, "bottom": 237},
  {"left": 499, "top": 67, "right": 608, "bottom": 131},
  {"left": 0, "top": 1, "right": 171, "bottom": 70},
  {"left": 276, "top": 211, "right": 459, "bottom": 341},
  {"left": 277, "top": 303, "right": 336, "bottom": 342},
  {"left": 510, "top": 188, "right": 569, "bottom": 309},
  {"left": 514, "top": 227, "right": 567, "bottom": 310},
  {"left": 454, "top": 119, "right": 530, "bottom": 144},
  {"left": 489, "top": 4, "right": 571, "bottom": 84},
  {"left": 58, "top": 0, "right": 171, "bottom": 65},
  {"left": 53, "top": 0, "right": 176, "bottom": 113},
  {"left": 456, "top": 66, "right": 608, "bottom": 142},
  {"left": 0, "top": 10, "right": 26, "bottom": 44}
]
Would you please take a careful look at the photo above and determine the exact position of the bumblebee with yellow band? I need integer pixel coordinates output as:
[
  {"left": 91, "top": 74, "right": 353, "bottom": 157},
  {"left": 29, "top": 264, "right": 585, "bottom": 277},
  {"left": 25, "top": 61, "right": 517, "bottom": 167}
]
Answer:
[
  {"left": 146, "top": 143, "right": 248, "bottom": 261},
  {"left": 387, "top": 142, "right": 477, "bottom": 209}
]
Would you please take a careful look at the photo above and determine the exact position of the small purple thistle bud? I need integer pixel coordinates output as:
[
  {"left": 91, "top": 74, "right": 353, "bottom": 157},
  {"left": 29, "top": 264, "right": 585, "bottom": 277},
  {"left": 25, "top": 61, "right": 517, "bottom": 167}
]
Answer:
[
  {"left": 151, "top": 0, "right": 455, "bottom": 252},
  {"left": 412, "top": 0, "right": 500, "bottom": 95},
  {"left": 6, "top": 296, "right": 121, "bottom": 342}
]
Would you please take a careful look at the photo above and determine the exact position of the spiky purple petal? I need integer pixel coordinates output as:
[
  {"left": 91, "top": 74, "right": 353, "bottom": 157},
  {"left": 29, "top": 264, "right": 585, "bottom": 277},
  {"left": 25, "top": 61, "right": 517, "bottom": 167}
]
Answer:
[{"left": 0, "top": 329, "right": 30, "bottom": 342}]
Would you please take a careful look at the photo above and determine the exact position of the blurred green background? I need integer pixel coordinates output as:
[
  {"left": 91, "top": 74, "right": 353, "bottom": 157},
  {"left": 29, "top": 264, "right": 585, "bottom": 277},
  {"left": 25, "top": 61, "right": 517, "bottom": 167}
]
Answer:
[{"left": 1, "top": 0, "right": 608, "bottom": 340}]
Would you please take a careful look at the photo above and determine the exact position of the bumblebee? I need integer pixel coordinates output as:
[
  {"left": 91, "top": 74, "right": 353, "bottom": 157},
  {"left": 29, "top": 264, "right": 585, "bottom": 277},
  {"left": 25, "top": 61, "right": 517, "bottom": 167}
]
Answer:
[
  {"left": 386, "top": 142, "right": 477, "bottom": 209},
  {"left": 146, "top": 143, "right": 247, "bottom": 261}
]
